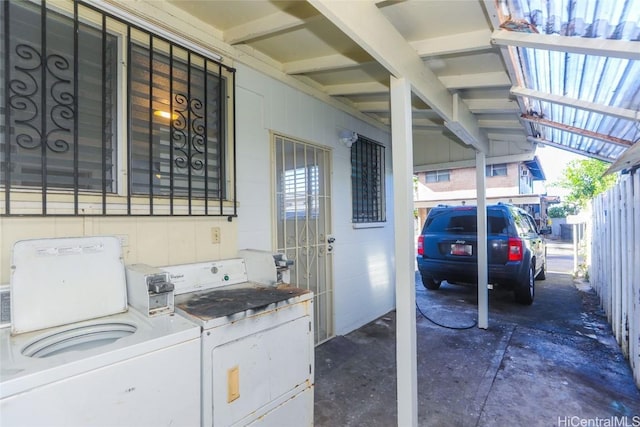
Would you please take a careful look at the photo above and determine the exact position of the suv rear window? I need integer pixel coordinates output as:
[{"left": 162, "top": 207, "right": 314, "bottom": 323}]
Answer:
[{"left": 423, "top": 208, "right": 508, "bottom": 234}]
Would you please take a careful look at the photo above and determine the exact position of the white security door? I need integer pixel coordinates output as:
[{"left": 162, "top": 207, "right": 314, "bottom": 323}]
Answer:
[{"left": 273, "top": 134, "right": 333, "bottom": 344}]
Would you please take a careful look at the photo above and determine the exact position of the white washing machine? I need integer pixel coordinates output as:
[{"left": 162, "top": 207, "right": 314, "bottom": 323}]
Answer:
[
  {"left": 161, "top": 255, "right": 314, "bottom": 427},
  {"left": 0, "top": 236, "right": 201, "bottom": 427}
]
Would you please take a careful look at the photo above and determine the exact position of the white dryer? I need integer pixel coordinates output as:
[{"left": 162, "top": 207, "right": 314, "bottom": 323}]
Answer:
[
  {"left": 161, "top": 257, "right": 314, "bottom": 427},
  {"left": 0, "top": 236, "right": 201, "bottom": 427}
]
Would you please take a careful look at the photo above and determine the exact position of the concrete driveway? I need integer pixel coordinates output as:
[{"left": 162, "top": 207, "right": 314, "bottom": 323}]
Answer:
[{"left": 314, "top": 243, "right": 640, "bottom": 426}]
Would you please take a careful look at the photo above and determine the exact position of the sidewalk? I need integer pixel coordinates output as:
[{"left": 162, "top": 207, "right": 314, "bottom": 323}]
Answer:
[{"left": 546, "top": 240, "right": 576, "bottom": 251}]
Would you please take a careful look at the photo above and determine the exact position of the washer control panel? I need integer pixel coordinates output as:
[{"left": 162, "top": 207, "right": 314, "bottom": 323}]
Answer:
[{"left": 161, "top": 259, "right": 248, "bottom": 295}]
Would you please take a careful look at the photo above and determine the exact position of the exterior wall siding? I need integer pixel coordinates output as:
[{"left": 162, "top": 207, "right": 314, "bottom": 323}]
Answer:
[
  {"left": 235, "top": 64, "right": 395, "bottom": 336},
  {"left": 0, "top": 216, "right": 237, "bottom": 284}
]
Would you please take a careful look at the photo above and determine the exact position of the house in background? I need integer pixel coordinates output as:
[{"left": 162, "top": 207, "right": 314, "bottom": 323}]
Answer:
[{"left": 414, "top": 157, "right": 547, "bottom": 229}]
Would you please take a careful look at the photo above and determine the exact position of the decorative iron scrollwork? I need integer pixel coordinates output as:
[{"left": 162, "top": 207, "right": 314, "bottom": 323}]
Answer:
[
  {"left": 9, "top": 43, "right": 74, "bottom": 154},
  {"left": 172, "top": 93, "right": 206, "bottom": 172}
]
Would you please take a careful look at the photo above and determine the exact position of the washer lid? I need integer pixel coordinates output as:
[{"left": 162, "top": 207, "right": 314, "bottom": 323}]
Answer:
[{"left": 10, "top": 236, "right": 128, "bottom": 334}]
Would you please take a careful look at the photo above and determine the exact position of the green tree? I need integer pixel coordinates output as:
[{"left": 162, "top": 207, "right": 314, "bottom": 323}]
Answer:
[
  {"left": 554, "top": 159, "right": 617, "bottom": 208},
  {"left": 547, "top": 204, "right": 579, "bottom": 218}
]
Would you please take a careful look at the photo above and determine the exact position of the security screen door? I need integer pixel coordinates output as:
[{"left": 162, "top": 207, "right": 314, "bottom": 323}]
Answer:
[{"left": 273, "top": 134, "right": 334, "bottom": 344}]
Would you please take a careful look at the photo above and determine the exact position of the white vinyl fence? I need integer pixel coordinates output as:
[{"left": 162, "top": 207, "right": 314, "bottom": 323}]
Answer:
[{"left": 589, "top": 171, "right": 640, "bottom": 388}]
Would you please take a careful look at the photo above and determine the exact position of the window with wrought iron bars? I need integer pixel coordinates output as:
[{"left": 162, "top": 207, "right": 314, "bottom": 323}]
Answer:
[
  {"left": 351, "top": 135, "right": 385, "bottom": 223},
  {"left": 1, "top": 0, "right": 236, "bottom": 216}
]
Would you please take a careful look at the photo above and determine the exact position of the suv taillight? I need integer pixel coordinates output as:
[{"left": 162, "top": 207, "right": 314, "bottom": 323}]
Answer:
[
  {"left": 417, "top": 235, "right": 424, "bottom": 256},
  {"left": 508, "top": 237, "right": 523, "bottom": 261}
]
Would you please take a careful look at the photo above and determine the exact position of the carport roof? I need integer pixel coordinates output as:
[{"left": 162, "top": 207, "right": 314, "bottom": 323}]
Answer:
[
  {"left": 495, "top": 0, "right": 640, "bottom": 166},
  {"left": 132, "top": 0, "right": 639, "bottom": 169}
]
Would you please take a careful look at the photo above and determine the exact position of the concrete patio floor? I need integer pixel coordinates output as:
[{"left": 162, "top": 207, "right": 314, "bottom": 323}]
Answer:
[{"left": 314, "top": 243, "right": 640, "bottom": 426}]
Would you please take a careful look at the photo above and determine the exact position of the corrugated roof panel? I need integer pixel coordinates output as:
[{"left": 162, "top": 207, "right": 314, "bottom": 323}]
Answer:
[{"left": 503, "top": 0, "right": 640, "bottom": 163}]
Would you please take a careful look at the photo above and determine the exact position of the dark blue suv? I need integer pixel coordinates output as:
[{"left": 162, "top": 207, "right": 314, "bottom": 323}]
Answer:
[{"left": 416, "top": 203, "right": 549, "bottom": 305}]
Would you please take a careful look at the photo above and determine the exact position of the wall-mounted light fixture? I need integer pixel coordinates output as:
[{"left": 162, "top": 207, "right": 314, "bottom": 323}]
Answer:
[{"left": 338, "top": 130, "right": 358, "bottom": 148}]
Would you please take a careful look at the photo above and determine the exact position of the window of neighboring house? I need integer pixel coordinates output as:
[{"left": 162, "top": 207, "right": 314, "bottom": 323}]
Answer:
[
  {"left": 424, "top": 169, "right": 450, "bottom": 183},
  {"left": 486, "top": 163, "right": 507, "bottom": 177},
  {"left": 282, "top": 165, "right": 319, "bottom": 220},
  {"left": 351, "top": 135, "right": 385, "bottom": 223},
  {"left": 1, "top": 1, "right": 235, "bottom": 216}
]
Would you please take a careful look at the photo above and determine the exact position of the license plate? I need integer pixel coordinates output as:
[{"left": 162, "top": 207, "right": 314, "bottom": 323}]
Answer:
[{"left": 451, "top": 243, "right": 472, "bottom": 256}]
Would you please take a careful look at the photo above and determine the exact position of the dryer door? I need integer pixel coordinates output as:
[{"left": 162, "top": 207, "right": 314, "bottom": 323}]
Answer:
[{"left": 208, "top": 312, "right": 313, "bottom": 427}]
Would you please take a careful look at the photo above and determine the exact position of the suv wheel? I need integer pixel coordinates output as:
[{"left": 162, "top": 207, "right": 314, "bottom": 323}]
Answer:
[
  {"left": 421, "top": 275, "right": 441, "bottom": 290},
  {"left": 514, "top": 264, "right": 534, "bottom": 305}
]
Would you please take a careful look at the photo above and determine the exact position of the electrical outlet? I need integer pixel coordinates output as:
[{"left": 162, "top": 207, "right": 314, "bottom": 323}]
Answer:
[{"left": 211, "top": 227, "right": 221, "bottom": 244}]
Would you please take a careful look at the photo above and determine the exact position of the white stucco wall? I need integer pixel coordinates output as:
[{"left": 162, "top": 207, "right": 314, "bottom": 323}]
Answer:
[{"left": 234, "top": 64, "right": 396, "bottom": 335}]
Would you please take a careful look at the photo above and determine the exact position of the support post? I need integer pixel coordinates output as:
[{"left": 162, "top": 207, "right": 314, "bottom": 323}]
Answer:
[
  {"left": 573, "top": 223, "right": 578, "bottom": 274},
  {"left": 390, "top": 75, "right": 418, "bottom": 427},
  {"left": 476, "top": 151, "right": 488, "bottom": 329}
]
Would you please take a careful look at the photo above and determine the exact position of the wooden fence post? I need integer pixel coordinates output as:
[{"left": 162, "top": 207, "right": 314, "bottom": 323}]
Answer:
[{"left": 590, "top": 171, "right": 640, "bottom": 388}]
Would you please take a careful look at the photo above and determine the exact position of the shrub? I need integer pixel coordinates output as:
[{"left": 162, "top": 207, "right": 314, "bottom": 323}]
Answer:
[{"left": 548, "top": 204, "right": 579, "bottom": 218}]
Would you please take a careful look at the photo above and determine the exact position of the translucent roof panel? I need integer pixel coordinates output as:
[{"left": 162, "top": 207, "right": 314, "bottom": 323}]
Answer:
[{"left": 501, "top": 0, "right": 640, "bottom": 163}]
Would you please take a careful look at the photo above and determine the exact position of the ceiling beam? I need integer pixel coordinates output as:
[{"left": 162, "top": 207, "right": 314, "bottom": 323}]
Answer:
[
  {"left": 325, "top": 81, "right": 388, "bottom": 96},
  {"left": 465, "top": 99, "right": 520, "bottom": 113},
  {"left": 478, "top": 119, "right": 523, "bottom": 129},
  {"left": 412, "top": 108, "right": 441, "bottom": 118},
  {"left": 355, "top": 101, "right": 441, "bottom": 118},
  {"left": 481, "top": 0, "right": 530, "bottom": 121},
  {"left": 520, "top": 114, "right": 634, "bottom": 147},
  {"left": 411, "top": 29, "right": 492, "bottom": 57},
  {"left": 413, "top": 119, "right": 443, "bottom": 128},
  {"left": 224, "top": 9, "right": 318, "bottom": 45},
  {"left": 309, "top": 0, "right": 488, "bottom": 152},
  {"left": 284, "top": 53, "right": 365, "bottom": 74},
  {"left": 511, "top": 86, "right": 640, "bottom": 122},
  {"left": 284, "top": 29, "right": 493, "bottom": 74},
  {"left": 353, "top": 101, "right": 390, "bottom": 112},
  {"left": 491, "top": 31, "right": 640, "bottom": 61},
  {"left": 380, "top": 117, "right": 443, "bottom": 129},
  {"left": 413, "top": 125, "right": 446, "bottom": 131},
  {"left": 605, "top": 138, "right": 640, "bottom": 174},
  {"left": 439, "top": 71, "right": 511, "bottom": 89},
  {"left": 225, "top": 0, "right": 387, "bottom": 45}
]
